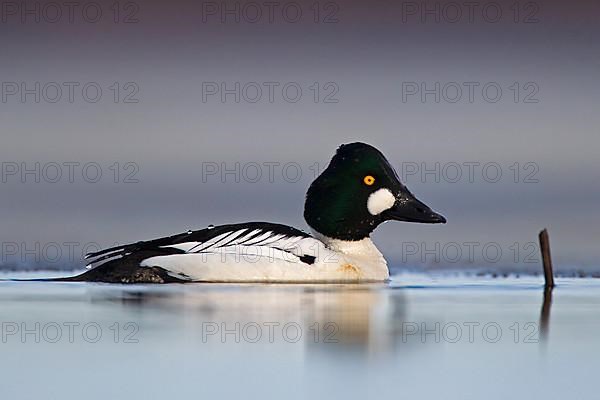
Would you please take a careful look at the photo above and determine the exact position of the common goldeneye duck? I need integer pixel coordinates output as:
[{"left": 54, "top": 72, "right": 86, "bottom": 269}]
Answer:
[{"left": 68, "top": 142, "right": 446, "bottom": 283}]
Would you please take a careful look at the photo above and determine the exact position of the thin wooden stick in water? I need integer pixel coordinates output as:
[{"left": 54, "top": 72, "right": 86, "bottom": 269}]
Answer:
[{"left": 539, "top": 229, "right": 555, "bottom": 289}]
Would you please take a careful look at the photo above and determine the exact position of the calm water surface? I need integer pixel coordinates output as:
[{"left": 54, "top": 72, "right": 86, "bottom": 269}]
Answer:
[{"left": 0, "top": 272, "right": 598, "bottom": 399}]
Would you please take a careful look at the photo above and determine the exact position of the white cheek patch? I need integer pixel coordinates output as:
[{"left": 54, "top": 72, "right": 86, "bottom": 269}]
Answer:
[{"left": 367, "top": 188, "right": 396, "bottom": 216}]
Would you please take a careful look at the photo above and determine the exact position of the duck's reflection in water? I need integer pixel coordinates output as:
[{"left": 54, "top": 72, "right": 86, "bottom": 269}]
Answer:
[{"left": 103, "top": 283, "right": 408, "bottom": 356}]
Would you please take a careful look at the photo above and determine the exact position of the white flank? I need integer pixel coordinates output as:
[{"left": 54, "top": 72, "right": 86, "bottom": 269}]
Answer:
[{"left": 138, "top": 227, "right": 390, "bottom": 282}]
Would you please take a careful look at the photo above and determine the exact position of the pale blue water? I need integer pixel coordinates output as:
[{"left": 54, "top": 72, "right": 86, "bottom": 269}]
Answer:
[{"left": 1, "top": 273, "right": 598, "bottom": 399}]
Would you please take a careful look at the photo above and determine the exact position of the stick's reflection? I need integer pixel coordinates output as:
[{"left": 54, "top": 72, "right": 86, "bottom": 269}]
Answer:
[{"left": 539, "top": 286, "right": 553, "bottom": 341}]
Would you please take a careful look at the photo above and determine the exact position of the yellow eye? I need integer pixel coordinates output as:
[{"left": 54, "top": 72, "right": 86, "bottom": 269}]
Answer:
[{"left": 363, "top": 175, "right": 375, "bottom": 186}]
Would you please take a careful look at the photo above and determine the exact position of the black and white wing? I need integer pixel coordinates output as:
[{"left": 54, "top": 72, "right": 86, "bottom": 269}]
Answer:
[{"left": 85, "top": 222, "right": 318, "bottom": 269}]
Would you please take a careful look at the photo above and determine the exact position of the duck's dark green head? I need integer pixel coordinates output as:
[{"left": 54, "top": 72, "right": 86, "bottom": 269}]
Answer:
[{"left": 304, "top": 142, "right": 446, "bottom": 241}]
